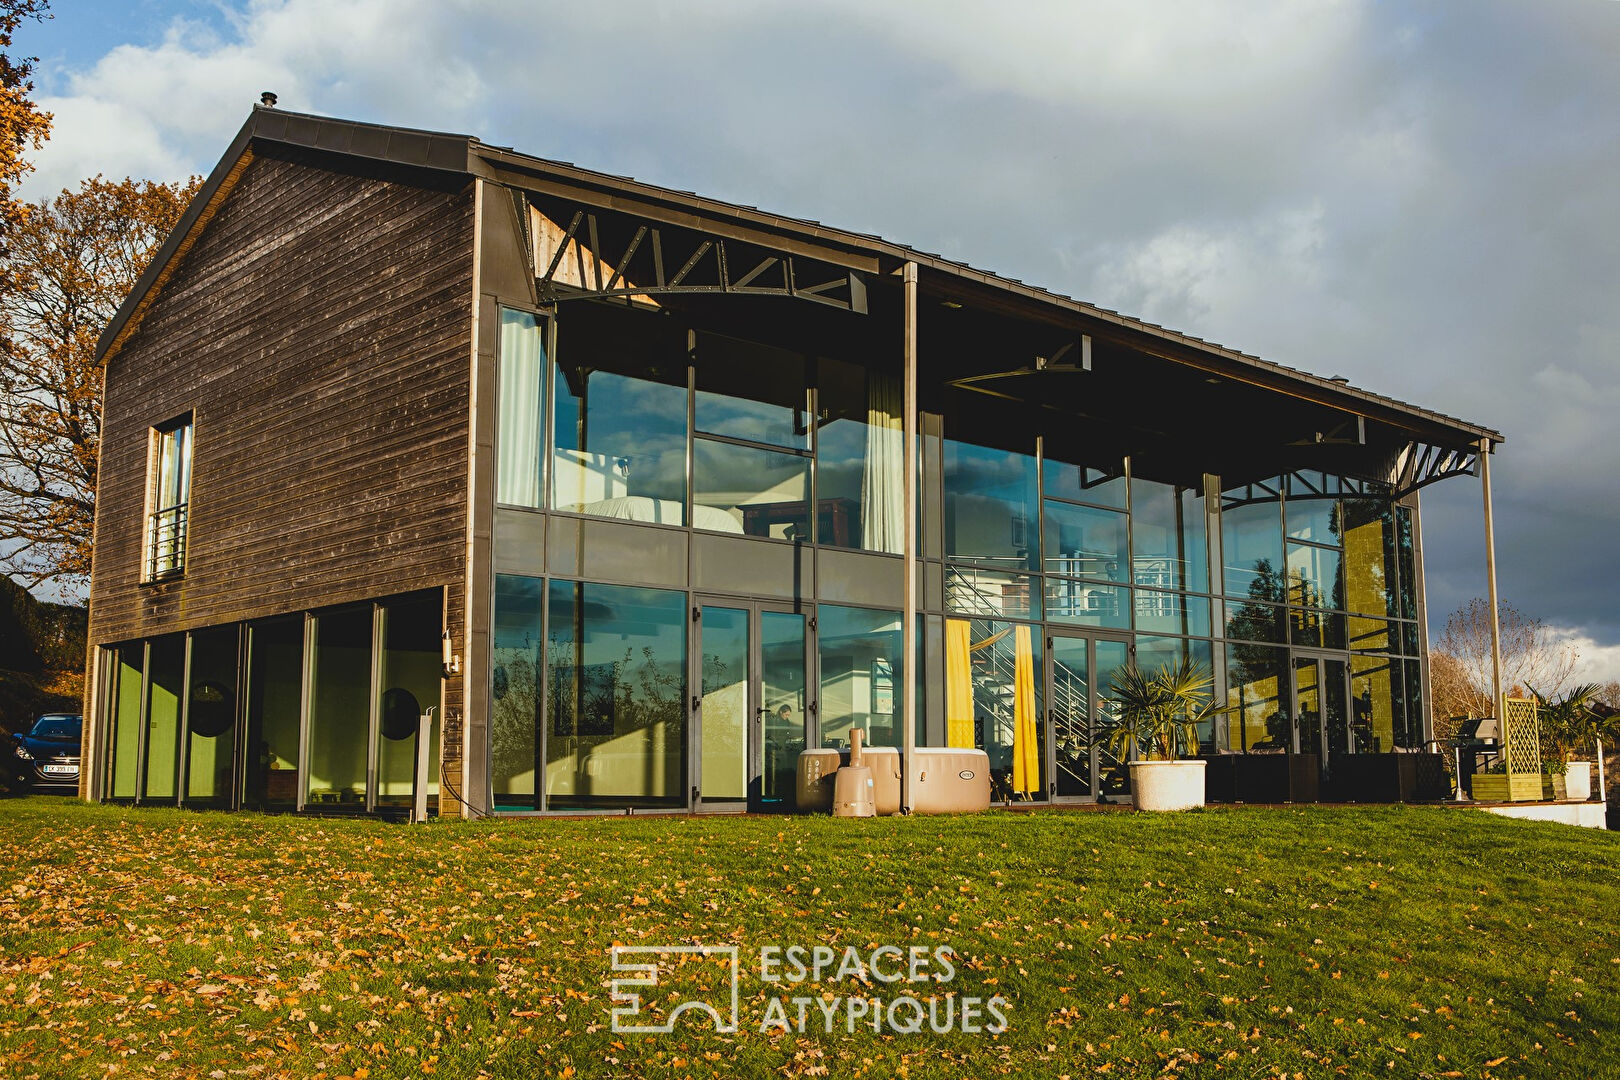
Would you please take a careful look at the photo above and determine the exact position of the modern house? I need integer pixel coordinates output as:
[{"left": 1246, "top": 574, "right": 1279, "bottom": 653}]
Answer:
[{"left": 81, "top": 105, "right": 1502, "bottom": 817}]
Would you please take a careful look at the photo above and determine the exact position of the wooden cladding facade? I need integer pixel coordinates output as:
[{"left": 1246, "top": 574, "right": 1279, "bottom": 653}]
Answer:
[{"left": 86, "top": 148, "right": 476, "bottom": 797}]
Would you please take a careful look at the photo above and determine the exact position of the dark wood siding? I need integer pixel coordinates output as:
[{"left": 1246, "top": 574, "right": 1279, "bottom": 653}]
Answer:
[{"left": 88, "top": 150, "right": 474, "bottom": 652}]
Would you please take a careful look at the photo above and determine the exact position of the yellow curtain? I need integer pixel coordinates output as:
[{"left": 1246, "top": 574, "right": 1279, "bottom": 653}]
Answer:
[
  {"left": 945, "top": 619, "right": 974, "bottom": 748},
  {"left": 1012, "top": 625, "right": 1039, "bottom": 795}
]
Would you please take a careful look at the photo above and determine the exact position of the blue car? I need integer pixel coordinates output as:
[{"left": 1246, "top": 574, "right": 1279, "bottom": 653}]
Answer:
[{"left": 9, "top": 714, "right": 82, "bottom": 793}]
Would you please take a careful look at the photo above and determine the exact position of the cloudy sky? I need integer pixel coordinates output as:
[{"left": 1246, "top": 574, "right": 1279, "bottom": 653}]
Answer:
[{"left": 18, "top": 1, "right": 1620, "bottom": 681}]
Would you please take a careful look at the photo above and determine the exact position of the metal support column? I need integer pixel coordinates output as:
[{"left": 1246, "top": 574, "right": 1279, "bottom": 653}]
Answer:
[
  {"left": 1480, "top": 439, "right": 1505, "bottom": 728},
  {"left": 902, "top": 261, "right": 919, "bottom": 814}
]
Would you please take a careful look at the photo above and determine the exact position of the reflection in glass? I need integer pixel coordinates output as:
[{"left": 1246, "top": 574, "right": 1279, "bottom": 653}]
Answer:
[
  {"left": 110, "top": 646, "right": 143, "bottom": 799},
  {"left": 1043, "top": 453, "right": 1126, "bottom": 508},
  {"left": 1093, "top": 639, "right": 1132, "bottom": 798},
  {"left": 546, "top": 581, "right": 686, "bottom": 810},
  {"left": 1351, "top": 655, "right": 1400, "bottom": 754},
  {"left": 1049, "top": 635, "right": 1090, "bottom": 798},
  {"left": 694, "top": 333, "right": 809, "bottom": 450},
  {"left": 1396, "top": 507, "right": 1417, "bottom": 619},
  {"left": 947, "top": 566, "right": 1041, "bottom": 620},
  {"left": 1225, "top": 599, "right": 1286, "bottom": 643},
  {"left": 184, "top": 626, "right": 239, "bottom": 804},
  {"left": 1044, "top": 501, "right": 1127, "bottom": 581},
  {"left": 1222, "top": 498, "right": 1284, "bottom": 599},
  {"left": 1131, "top": 478, "right": 1208, "bottom": 592},
  {"left": 699, "top": 607, "right": 749, "bottom": 802},
  {"left": 760, "top": 611, "right": 807, "bottom": 807},
  {"left": 1132, "top": 635, "right": 1215, "bottom": 752},
  {"left": 818, "top": 605, "right": 905, "bottom": 749},
  {"left": 1404, "top": 660, "right": 1425, "bottom": 748},
  {"left": 143, "top": 635, "right": 183, "bottom": 801},
  {"left": 817, "top": 358, "right": 904, "bottom": 554},
  {"left": 943, "top": 438, "right": 1037, "bottom": 567},
  {"left": 1226, "top": 642, "right": 1291, "bottom": 752},
  {"left": 1290, "top": 608, "right": 1346, "bottom": 650},
  {"left": 945, "top": 617, "right": 1043, "bottom": 802},
  {"left": 243, "top": 617, "right": 303, "bottom": 810},
  {"left": 491, "top": 575, "right": 544, "bottom": 809},
  {"left": 376, "top": 593, "right": 441, "bottom": 809},
  {"left": 496, "top": 308, "right": 545, "bottom": 507},
  {"left": 1286, "top": 541, "right": 1344, "bottom": 611},
  {"left": 552, "top": 311, "right": 687, "bottom": 523},
  {"left": 1347, "top": 616, "right": 1392, "bottom": 654},
  {"left": 692, "top": 438, "right": 810, "bottom": 540},
  {"left": 1341, "top": 499, "right": 1396, "bottom": 617},
  {"left": 1294, "top": 656, "right": 1323, "bottom": 759},
  {"left": 1134, "top": 589, "right": 1210, "bottom": 637},
  {"left": 1045, "top": 578, "right": 1128, "bottom": 630},
  {"left": 306, "top": 607, "right": 373, "bottom": 807},
  {"left": 1285, "top": 497, "right": 1339, "bottom": 545}
]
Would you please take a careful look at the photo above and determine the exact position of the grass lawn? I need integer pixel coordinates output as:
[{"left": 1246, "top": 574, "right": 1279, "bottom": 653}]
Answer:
[{"left": 2, "top": 800, "right": 1618, "bottom": 1079}]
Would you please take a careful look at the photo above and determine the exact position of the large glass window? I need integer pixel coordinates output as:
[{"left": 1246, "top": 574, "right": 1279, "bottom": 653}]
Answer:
[
  {"left": 142, "top": 635, "right": 183, "bottom": 801},
  {"left": 1340, "top": 499, "right": 1396, "bottom": 617},
  {"left": 109, "top": 646, "right": 143, "bottom": 799},
  {"left": 496, "top": 308, "right": 546, "bottom": 508},
  {"left": 243, "top": 616, "right": 303, "bottom": 810},
  {"left": 375, "top": 594, "right": 441, "bottom": 810},
  {"left": 1225, "top": 641, "right": 1292, "bottom": 752},
  {"left": 816, "top": 357, "right": 905, "bottom": 554},
  {"left": 1045, "top": 578, "right": 1129, "bottom": 630},
  {"left": 1285, "top": 541, "right": 1343, "bottom": 611},
  {"left": 1043, "top": 453, "right": 1126, "bottom": 508},
  {"left": 945, "top": 617, "right": 1043, "bottom": 802},
  {"left": 947, "top": 566, "right": 1041, "bottom": 621},
  {"left": 1221, "top": 494, "right": 1284, "bottom": 602},
  {"left": 1135, "top": 635, "right": 1216, "bottom": 752},
  {"left": 1134, "top": 589, "right": 1210, "bottom": 637},
  {"left": 184, "top": 626, "right": 239, "bottom": 804},
  {"left": 492, "top": 575, "right": 545, "bottom": 809},
  {"left": 1350, "top": 654, "right": 1401, "bottom": 754},
  {"left": 1131, "top": 478, "right": 1208, "bottom": 593},
  {"left": 546, "top": 581, "right": 687, "bottom": 809},
  {"left": 943, "top": 438, "right": 1037, "bottom": 569},
  {"left": 551, "top": 307, "right": 688, "bottom": 523},
  {"left": 1043, "top": 501, "right": 1127, "bottom": 581},
  {"left": 818, "top": 605, "right": 906, "bottom": 749},
  {"left": 692, "top": 333, "right": 813, "bottom": 540},
  {"left": 305, "top": 607, "right": 373, "bottom": 808}
]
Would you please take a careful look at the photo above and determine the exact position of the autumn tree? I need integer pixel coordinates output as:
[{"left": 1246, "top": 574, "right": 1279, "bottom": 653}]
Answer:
[
  {"left": 0, "top": 175, "right": 200, "bottom": 591},
  {"left": 0, "top": 1, "right": 50, "bottom": 243},
  {"left": 1428, "top": 597, "right": 1578, "bottom": 729}
]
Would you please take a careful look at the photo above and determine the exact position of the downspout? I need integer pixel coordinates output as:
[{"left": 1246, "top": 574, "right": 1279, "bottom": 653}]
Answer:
[{"left": 902, "top": 262, "right": 918, "bottom": 814}]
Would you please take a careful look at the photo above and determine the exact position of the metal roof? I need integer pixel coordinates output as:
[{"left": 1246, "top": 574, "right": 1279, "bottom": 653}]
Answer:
[{"left": 98, "top": 106, "right": 1503, "bottom": 449}]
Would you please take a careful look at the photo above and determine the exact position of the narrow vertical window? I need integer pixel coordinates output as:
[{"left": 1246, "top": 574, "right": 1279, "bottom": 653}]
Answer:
[
  {"left": 496, "top": 308, "right": 545, "bottom": 507},
  {"left": 147, "top": 416, "right": 193, "bottom": 579}
]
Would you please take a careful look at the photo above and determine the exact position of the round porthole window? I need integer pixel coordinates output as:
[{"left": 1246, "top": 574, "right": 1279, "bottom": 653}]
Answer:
[
  {"left": 380, "top": 687, "right": 422, "bottom": 742},
  {"left": 187, "top": 681, "right": 234, "bottom": 738}
]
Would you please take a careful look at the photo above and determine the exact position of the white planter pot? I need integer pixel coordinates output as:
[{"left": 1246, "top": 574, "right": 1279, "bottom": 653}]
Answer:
[
  {"left": 1565, "top": 761, "right": 1592, "bottom": 802},
  {"left": 1130, "top": 759, "right": 1207, "bottom": 811}
]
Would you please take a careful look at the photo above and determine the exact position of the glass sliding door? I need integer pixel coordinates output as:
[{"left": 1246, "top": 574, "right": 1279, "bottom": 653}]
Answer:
[
  {"left": 491, "top": 575, "right": 545, "bottom": 810},
  {"left": 305, "top": 606, "right": 374, "bottom": 809},
  {"left": 184, "top": 625, "right": 240, "bottom": 806},
  {"left": 108, "top": 645, "right": 144, "bottom": 800},
  {"left": 1293, "top": 654, "right": 1350, "bottom": 779},
  {"left": 1092, "top": 638, "right": 1133, "bottom": 800},
  {"left": 242, "top": 616, "right": 304, "bottom": 810},
  {"left": 759, "top": 609, "right": 808, "bottom": 808},
  {"left": 1048, "top": 634, "right": 1091, "bottom": 799},
  {"left": 142, "top": 635, "right": 184, "bottom": 802},
  {"left": 696, "top": 605, "right": 750, "bottom": 806},
  {"left": 376, "top": 593, "right": 442, "bottom": 811}
]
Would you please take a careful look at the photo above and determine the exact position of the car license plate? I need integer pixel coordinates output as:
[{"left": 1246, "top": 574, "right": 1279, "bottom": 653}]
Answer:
[{"left": 42, "top": 764, "right": 77, "bottom": 776}]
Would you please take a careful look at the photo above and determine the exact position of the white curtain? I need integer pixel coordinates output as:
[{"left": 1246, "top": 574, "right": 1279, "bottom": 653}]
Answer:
[
  {"left": 861, "top": 373, "right": 905, "bottom": 554},
  {"left": 496, "top": 309, "right": 544, "bottom": 507}
]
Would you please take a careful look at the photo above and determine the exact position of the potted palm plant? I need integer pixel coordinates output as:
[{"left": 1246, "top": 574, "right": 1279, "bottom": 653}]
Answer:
[
  {"left": 1105, "top": 658, "right": 1220, "bottom": 811},
  {"left": 1531, "top": 684, "right": 1611, "bottom": 801}
]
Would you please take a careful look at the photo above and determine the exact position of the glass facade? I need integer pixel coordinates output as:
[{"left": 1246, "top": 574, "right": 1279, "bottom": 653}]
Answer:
[{"left": 100, "top": 592, "right": 442, "bottom": 815}]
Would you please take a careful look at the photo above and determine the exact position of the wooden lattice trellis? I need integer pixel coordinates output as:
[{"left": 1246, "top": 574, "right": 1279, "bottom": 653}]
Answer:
[{"left": 1473, "top": 696, "right": 1544, "bottom": 802}]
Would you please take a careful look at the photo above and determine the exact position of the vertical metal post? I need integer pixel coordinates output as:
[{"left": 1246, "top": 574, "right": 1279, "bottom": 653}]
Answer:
[
  {"left": 901, "top": 262, "right": 919, "bottom": 814},
  {"left": 1479, "top": 440, "right": 1505, "bottom": 727}
]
